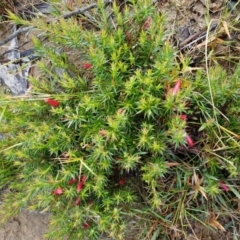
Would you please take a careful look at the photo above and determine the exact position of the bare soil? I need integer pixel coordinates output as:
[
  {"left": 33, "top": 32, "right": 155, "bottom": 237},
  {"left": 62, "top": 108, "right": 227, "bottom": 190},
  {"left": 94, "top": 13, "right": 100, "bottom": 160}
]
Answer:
[{"left": 0, "top": 209, "right": 49, "bottom": 240}]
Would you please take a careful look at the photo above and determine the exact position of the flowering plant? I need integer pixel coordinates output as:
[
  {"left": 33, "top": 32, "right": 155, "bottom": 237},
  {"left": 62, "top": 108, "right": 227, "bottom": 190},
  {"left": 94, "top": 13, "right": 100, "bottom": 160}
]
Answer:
[{"left": 1, "top": 0, "right": 240, "bottom": 239}]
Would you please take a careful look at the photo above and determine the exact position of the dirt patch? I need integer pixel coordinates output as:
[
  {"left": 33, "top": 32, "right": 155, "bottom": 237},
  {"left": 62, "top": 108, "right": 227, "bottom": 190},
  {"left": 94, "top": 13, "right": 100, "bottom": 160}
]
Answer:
[{"left": 0, "top": 209, "right": 49, "bottom": 240}]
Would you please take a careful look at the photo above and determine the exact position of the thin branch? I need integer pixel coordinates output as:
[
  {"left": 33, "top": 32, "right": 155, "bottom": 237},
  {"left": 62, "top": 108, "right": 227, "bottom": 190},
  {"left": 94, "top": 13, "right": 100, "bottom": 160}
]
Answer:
[
  {"left": 0, "top": 26, "right": 34, "bottom": 47},
  {"left": 179, "top": 23, "right": 218, "bottom": 50},
  {"left": 62, "top": 0, "right": 112, "bottom": 19},
  {"left": 0, "top": 0, "right": 113, "bottom": 47}
]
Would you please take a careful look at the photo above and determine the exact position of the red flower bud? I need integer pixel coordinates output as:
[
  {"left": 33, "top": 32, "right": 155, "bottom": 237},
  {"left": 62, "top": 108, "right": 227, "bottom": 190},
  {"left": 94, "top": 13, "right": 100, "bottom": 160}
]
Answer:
[
  {"left": 76, "top": 181, "right": 84, "bottom": 193},
  {"left": 68, "top": 178, "right": 77, "bottom": 185},
  {"left": 179, "top": 114, "right": 187, "bottom": 121},
  {"left": 45, "top": 98, "right": 60, "bottom": 107},
  {"left": 82, "top": 222, "right": 91, "bottom": 230},
  {"left": 117, "top": 108, "right": 124, "bottom": 114},
  {"left": 186, "top": 135, "right": 194, "bottom": 147},
  {"left": 219, "top": 181, "right": 230, "bottom": 192},
  {"left": 118, "top": 178, "right": 125, "bottom": 186},
  {"left": 99, "top": 129, "right": 107, "bottom": 137},
  {"left": 74, "top": 197, "right": 81, "bottom": 206},
  {"left": 52, "top": 187, "right": 63, "bottom": 195},
  {"left": 143, "top": 16, "right": 152, "bottom": 29},
  {"left": 172, "top": 80, "right": 181, "bottom": 96},
  {"left": 83, "top": 63, "right": 92, "bottom": 69}
]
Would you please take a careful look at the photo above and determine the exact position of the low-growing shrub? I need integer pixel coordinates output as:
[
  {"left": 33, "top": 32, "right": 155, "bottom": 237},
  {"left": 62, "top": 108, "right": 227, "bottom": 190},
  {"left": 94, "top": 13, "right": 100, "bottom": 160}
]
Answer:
[{"left": 1, "top": 0, "right": 240, "bottom": 239}]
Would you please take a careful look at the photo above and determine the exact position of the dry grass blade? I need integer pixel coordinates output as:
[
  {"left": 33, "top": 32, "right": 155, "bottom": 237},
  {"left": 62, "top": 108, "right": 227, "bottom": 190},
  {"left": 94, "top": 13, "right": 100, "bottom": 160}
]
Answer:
[
  {"left": 165, "top": 162, "right": 181, "bottom": 167},
  {"left": 222, "top": 21, "right": 231, "bottom": 39},
  {"left": 207, "top": 214, "right": 226, "bottom": 232}
]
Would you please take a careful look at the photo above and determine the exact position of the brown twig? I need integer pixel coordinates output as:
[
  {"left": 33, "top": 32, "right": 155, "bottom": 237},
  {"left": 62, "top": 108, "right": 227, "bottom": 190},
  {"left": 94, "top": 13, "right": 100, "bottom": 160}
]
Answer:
[
  {"left": 179, "top": 23, "right": 218, "bottom": 50},
  {"left": 0, "top": 0, "right": 113, "bottom": 47},
  {"left": 0, "top": 26, "right": 34, "bottom": 47},
  {"left": 62, "top": 0, "right": 112, "bottom": 19},
  {"left": 178, "top": 29, "right": 208, "bottom": 49}
]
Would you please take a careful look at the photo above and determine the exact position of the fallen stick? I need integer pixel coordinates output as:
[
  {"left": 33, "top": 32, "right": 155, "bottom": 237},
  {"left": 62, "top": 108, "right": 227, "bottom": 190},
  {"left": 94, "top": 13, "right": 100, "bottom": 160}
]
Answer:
[
  {"left": 178, "top": 23, "right": 218, "bottom": 50},
  {"left": 0, "top": 26, "right": 34, "bottom": 47},
  {"left": 0, "top": 0, "right": 112, "bottom": 47}
]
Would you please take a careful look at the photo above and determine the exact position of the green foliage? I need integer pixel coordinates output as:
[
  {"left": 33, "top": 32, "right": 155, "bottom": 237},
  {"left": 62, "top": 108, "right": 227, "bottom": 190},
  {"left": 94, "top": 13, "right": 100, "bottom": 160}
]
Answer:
[{"left": 1, "top": 0, "right": 240, "bottom": 239}]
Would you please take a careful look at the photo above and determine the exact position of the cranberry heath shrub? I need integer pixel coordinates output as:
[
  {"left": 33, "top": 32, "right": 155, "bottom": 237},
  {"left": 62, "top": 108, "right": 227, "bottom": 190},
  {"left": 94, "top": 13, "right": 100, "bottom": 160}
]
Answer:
[{"left": 1, "top": 0, "right": 240, "bottom": 239}]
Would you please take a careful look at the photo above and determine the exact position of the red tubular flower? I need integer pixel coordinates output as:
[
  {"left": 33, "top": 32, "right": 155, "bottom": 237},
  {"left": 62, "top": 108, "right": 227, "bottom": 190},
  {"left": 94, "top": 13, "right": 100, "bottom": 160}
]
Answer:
[
  {"left": 186, "top": 135, "right": 194, "bottom": 147},
  {"left": 81, "top": 175, "right": 87, "bottom": 184},
  {"left": 68, "top": 178, "right": 77, "bottom": 185},
  {"left": 52, "top": 187, "right": 63, "bottom": 195},
  {"left": 74, "top": 197, "right": 81, "bottom": 206},
  {"left": 76, "top": 181, "right": 84, "bottom": 193},
  {"left": 143, "top": 16, "right": 152, "bottom": 29},
  {"left": 219, "top": 181, "right": 230, "bottom": 192},
  {"left": 83, "top": 63, "right": 92, "bottom": 69},
  {"left": 45, "top": 98, "right": 60, "bottom": 107},
  {"left": 172, "top": 80, "right": 181, "bottom": 96},
  {"left": 166, "top": 80, "right": 181, "bottom": 98}
]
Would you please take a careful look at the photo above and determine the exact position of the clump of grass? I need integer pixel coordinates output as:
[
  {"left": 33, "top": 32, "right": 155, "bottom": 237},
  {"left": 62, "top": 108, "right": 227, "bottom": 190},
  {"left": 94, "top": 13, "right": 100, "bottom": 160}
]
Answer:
[{"left": 1, "top": 0, "right": 240, "bottom": 239}]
